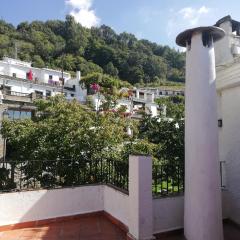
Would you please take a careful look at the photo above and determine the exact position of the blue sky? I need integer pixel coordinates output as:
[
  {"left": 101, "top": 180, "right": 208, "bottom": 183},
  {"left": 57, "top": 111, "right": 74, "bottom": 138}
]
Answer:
[{"left": 1, "top": 0, "right": 239, "bottom": 48}]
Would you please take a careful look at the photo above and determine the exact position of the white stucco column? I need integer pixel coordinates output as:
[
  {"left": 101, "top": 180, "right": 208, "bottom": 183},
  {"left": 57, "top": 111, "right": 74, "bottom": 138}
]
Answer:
[
  {"left": 176, "top": 27, "right": 225, "bottom": 240},
  {"left": 128, "top": 155, "right": 154, "bottom": 240},
  {"left": 143, "top": 92, "right": 147, "bottom": 100},
  {"left": 151, "top": 93, "right": 154, "bottom": 103},
  {"left": 136, "top": 89, "right": 140, "bottom": 99}
]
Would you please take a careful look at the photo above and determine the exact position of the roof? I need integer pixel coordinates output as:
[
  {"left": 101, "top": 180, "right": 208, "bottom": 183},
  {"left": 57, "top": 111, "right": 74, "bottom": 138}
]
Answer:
[
  {"left": 176, "top": 26, "right": 225, "bottom": 47},
  {"left": 215, "top": 15, "right": 240, "bottom": 33},
  {"left": 215, "top": 15, "right": 232, "bottom": 26}
]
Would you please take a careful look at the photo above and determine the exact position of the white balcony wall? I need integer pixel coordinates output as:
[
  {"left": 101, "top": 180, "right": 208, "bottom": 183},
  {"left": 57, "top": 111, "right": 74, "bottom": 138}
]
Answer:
[
  {"left": 153, "top": 191, "right": 229, "bottom": 234},
  {"left": 103, "top": 186, "right": 129, "bottom": 227},
  {"left": 0, "top": 185, "right": 104, "bottom": 226},
  {"left": 0, "top": 78, "right": 61, "bottom": 97},
  {"left": 0, "top": 185, "right": 230, "bottom": 235},
  {"left": 0, "top": 59, "right": 70, "bottom": 84}
]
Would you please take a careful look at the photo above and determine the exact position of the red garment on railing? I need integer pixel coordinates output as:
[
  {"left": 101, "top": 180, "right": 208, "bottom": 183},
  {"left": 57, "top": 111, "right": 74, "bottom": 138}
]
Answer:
[{"left": 28, "top": 70, "right": 33, "bottom": 80}]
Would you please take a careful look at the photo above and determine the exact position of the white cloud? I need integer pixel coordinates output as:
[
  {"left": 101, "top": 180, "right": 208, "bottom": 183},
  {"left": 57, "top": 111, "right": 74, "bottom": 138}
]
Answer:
[
  {"left": 178, "top": 6, "right": 210, "bottom": 26},
  {"left": 167, "top": 5, "right": 212, "bottom": 39},
  {"left": 65, "top": 0, "right": 100, "bottom": 28}
]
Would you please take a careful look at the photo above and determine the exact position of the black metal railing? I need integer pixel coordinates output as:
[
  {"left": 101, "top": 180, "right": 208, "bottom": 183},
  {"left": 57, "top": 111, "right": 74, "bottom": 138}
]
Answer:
[
  {"left": 152, "top": 162, "right": 184, "bottom": 197},
  {"left": 0, "top": 159, "right": 129, "bottom": 193}
]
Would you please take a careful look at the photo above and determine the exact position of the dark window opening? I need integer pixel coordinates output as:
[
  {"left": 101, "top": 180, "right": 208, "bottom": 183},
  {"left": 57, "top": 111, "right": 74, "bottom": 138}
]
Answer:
[
  {"left": 202, "top": 32, "right": 213, "bottom": 48},
  {"left": 46, "top": 90, "right": 51, "bottom": 97},
  {"left": 186, "top": 38, "right": 191, "bottom": 51},
  {"left": 35, "top": 91, "right": 43, "bottom": 99}
]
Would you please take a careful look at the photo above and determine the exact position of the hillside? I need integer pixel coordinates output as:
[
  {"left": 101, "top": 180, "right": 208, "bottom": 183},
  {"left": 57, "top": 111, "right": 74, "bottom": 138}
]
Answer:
[{"left": 0, "top": 15, "right": 185, "bottom": 86}]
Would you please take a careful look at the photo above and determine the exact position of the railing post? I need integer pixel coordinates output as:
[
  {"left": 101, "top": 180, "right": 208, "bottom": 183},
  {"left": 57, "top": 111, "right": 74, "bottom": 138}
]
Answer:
[{"left": 128, "top": 155, "right": 154, "bottom": 240}]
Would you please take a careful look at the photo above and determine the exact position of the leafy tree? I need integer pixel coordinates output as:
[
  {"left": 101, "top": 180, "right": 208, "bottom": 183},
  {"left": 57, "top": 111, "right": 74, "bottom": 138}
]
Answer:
[
  {"left": 64, "top": 15, "right": 89, "bottom": 55},
  {"left": 155, "top": 95, "right": 184, "bottom": 119},
  {"left": 139, "top": 114, "right": 184, "bottom": 164},
  {"left": 1, "top": 96, "right": 133, "bottom": 187},
  {"left": 104, "top": 62, "right": 118, "bottom": 77},
  {"left": 32, "top": 55, "right": 45, "bottom": 68},
  {"left": 0, "top": 16, "right": 185, "bottom": 86}
]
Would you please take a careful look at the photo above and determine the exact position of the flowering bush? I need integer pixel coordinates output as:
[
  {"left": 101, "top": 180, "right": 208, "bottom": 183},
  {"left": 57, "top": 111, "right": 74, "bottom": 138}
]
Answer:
[{"left": 90, "top": 83, "right": 101, "bottom": 93}]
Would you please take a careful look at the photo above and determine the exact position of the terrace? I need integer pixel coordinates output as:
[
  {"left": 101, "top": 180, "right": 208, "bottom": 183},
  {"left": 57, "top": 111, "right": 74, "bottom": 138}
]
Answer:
[{"left": 0, "top": 157, "right": 239, "bottom": 239}]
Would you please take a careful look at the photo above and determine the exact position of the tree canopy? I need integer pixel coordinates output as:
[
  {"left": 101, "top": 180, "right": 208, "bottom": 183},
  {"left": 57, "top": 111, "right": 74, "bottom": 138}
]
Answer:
[{"left": 0, "top": 16, "right": 185, "bottom": 85}]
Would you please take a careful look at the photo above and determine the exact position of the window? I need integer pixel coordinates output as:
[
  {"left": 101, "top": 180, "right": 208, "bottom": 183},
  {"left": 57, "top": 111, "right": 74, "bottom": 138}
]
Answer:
[
  {"left": 59, "top": 77, "right": 65, "bottom": 85},
  {"left": 71, "top": 94, "right": 75, "bottom": 97},
  {"left": 35, "top": 91, "right": 43, "bottom": 99},
  {"left": 12, "top": 73, "right": 16, "bottom": 78},
  {"left": 46, "top": 90, "right": 51, "bottom": 97},
  {"left": 7, "top": 110, "right": 32, "bottom": 120}
]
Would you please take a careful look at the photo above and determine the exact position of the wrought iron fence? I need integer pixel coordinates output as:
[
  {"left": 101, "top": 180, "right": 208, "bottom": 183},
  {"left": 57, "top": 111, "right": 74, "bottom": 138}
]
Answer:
[
  {"left": 0, "top": 158, "right": 226, "bottom": 197},
  {"left": 0, "top": 159, "right": 129, "bottom": 193},
  {"left": 152, "top": 162, "right": 184, "bottom": 197}
]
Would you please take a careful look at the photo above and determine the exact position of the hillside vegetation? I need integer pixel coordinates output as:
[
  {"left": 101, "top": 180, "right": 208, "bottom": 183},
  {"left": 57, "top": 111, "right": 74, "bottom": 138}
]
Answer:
[{"left": 0, "top": 15, "right": 185, "bottom": 86}]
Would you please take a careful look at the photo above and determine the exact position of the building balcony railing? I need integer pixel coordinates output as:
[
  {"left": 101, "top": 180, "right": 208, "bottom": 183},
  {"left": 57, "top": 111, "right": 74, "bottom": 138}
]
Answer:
[
  {"left": 0, "top": 74, "right": 63, "bottom": 90},
  {"left": 2, "top": 89, "right": 46, "bottom": 103}
]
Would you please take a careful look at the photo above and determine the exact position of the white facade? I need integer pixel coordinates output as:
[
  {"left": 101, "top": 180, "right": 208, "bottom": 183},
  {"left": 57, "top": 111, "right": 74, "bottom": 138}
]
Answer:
[
  {"left": 215, "top": 16, "right": 240, "bottom": 225},
  {"left": 216, "top": 60, "right": 240, "bottom": 225},
  {"left": 0, "top": 58, "right": 87, "bottom": 102},
  {"left": 215, "top": 16, "right": 240, "bottom": 66},
  {"left": 0, "top": 57, "right": 70, "bottom": 84}
]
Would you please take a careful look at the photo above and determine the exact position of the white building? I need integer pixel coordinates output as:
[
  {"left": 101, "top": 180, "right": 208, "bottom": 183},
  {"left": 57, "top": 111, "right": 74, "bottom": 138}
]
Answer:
[
  {"left": 215, "top": 16, "right": 240, "bottom": 225},
  {"left": 0, "top": 57, "right": 87, "bottom": 102}
]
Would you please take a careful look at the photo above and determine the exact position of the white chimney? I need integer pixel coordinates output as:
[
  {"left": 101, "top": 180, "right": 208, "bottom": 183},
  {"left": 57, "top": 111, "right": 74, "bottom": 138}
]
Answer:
[
  {"left": 76, "top": 71, "right": 81, "bottom": 81},
  {"left": 176, "top": 27, "right": 225, "bottom": 240}
]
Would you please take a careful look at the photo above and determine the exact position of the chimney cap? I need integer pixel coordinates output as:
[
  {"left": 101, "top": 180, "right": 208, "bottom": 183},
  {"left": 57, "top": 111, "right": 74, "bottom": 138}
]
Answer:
[{"left": 176, "top": 26, "right": 225, "bottom": 47}]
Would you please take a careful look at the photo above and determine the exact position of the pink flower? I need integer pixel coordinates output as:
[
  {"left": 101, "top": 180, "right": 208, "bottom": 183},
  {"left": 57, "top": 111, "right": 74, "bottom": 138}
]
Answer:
[{"left": 90, "top": 83, "right": 101, "bottom": 92}]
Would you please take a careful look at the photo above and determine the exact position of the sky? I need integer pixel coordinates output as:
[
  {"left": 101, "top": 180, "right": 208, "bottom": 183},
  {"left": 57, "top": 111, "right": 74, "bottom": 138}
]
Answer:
[{"left": 1, "top": 0, "right": 240, "bottom": 48}]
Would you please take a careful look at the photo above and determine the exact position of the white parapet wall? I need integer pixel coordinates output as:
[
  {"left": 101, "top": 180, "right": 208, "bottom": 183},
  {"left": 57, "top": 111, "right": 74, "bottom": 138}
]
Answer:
[
  {"left": 103, "top": 186, "right": 129, "bottom": 227},
  {"left": 153, "top": 191, "right": 229, "bottom": 234},
  {"left": 0, "top": 185, "right": 104, "bottom": 226},
  {"left": 0, "top": 184, "right": 129, "bottom": 228},
  {"left": 153, "top": 196, "right": 184, "bottom": 234},
  {"left": 0, "top": 185, "right": 230, "bottom": 235}
]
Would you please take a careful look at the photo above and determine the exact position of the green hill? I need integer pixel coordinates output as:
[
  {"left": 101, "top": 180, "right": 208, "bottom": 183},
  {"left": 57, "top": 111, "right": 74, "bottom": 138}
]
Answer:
[{"left": 0, "top": 15, "right": 185, "bottom": 86}]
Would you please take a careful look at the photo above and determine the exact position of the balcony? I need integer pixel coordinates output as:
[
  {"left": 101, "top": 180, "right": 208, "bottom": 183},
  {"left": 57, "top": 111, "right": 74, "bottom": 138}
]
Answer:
[
  {"left": 2, "top": 90, "right": 45, "bottom": 103},
  {"left": 0, "top": 74, "right": 63, "bottom": 91}
]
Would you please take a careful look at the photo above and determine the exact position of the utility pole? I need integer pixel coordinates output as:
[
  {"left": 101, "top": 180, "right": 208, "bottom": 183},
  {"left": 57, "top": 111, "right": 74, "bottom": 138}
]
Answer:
[
  {"left": 61, "top": 54, "right": 65, "bottom": 94},
  {"left": 14, "top": 42, "right": 18, "bottom": 59}
]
